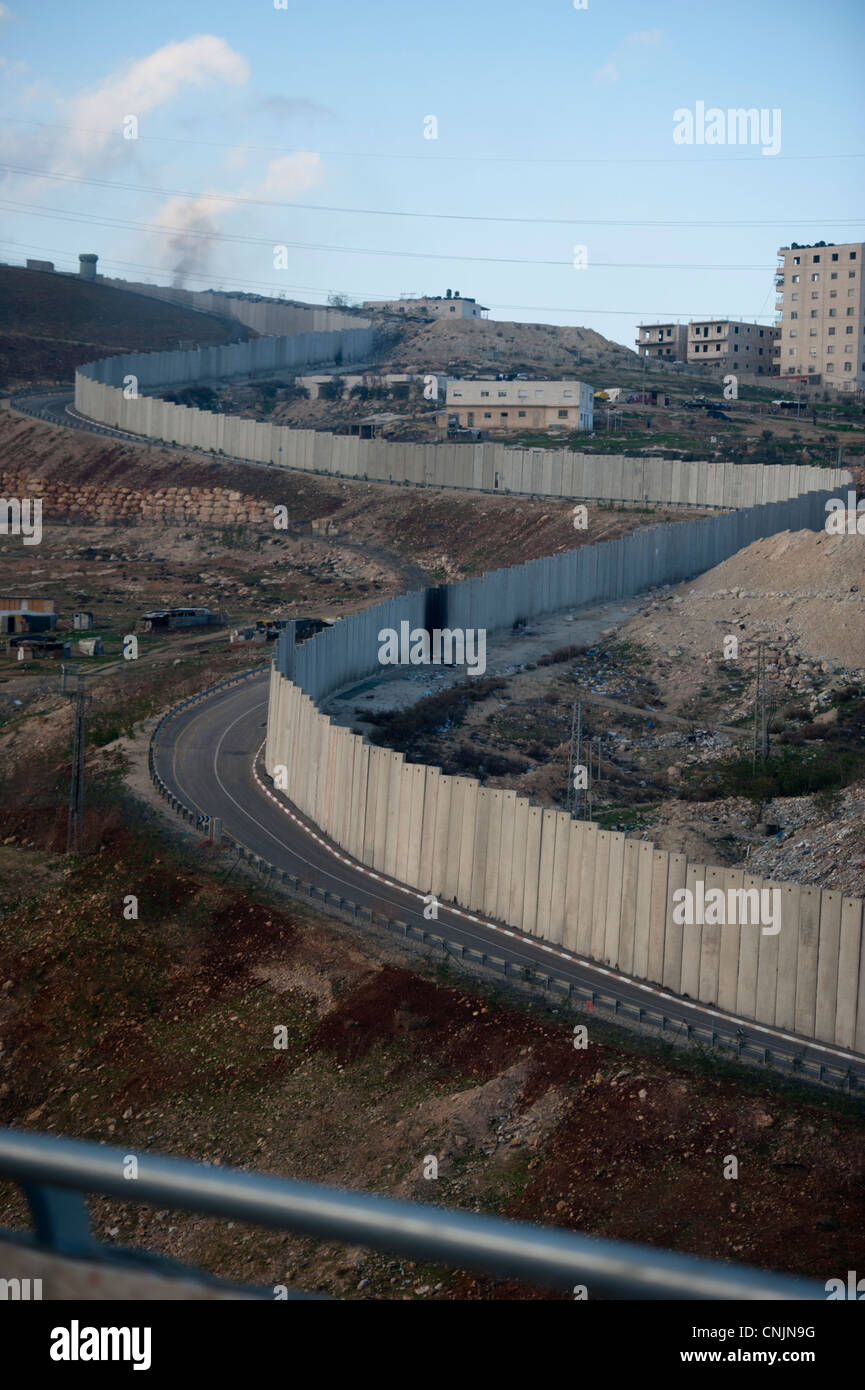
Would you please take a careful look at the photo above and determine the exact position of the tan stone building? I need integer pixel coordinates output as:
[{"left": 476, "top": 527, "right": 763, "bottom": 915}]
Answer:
[
  {"left": 687, "top": 319, "right": 776, "bottom": 373},
  {"left": 636, "top": 322, "right": 688, "bottom": 362},
  {"left": 442, "top": 379, "right": 593, "bottom": 433},
  {"left": 773, "top": 241, "right": 864, "bottom": 392}
]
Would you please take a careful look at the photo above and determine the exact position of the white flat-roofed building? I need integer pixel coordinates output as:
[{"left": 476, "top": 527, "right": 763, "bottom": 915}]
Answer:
[{"left": 362, "top": 291, "right": 488, "bottom": 320}]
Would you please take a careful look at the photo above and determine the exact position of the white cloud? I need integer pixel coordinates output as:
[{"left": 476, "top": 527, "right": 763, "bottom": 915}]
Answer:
[
  {"left": 627, "top": 29, "right": 662, "bottom": 45},
  {"left": 59, "top": 35, "right": 250, "bottom": 173}
]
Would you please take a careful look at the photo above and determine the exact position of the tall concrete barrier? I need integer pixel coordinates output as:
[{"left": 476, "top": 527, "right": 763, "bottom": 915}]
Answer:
[
  {"left": 75, "top": 322, "right": 864, "bottom": 1057},
  {"left": 74, "top": 342, "right": 851, "bottom": 509},
  {"left": 259, "top": 486, "right": 864, "bottom": 1057}
]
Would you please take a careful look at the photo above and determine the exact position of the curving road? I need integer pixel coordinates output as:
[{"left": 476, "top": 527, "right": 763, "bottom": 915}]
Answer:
[{"left": 152, "top": 672, "right": 865, "bottom": 1085}]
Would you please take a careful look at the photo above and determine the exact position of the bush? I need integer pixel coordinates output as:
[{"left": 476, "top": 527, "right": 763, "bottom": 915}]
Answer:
[
  {"left": 705, "top": 746, "right": 865, "bottom": 803},
  {"left": 318, "top": 379, "right": 345, "bottom": 401}
]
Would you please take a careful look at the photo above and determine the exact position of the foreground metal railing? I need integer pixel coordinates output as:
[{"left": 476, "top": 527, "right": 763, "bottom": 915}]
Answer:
[{"left": 0, "top": 1128, "right": 824, "bottom": 1299}]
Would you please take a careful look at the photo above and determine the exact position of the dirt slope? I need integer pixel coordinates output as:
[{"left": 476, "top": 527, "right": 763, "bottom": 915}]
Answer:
[{"left": 0, "top": 264, "right": 244, "bottom": 388}]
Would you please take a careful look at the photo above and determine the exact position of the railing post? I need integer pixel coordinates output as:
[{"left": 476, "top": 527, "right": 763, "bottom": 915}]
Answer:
[{"left": 23, "top": 1182, "right": 92, "bottom": 1257}]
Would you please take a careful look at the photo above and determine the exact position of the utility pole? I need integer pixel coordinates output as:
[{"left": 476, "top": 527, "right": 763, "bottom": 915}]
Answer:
[{"left": 66, "top": 671, "right": 89, "bottom": 853}]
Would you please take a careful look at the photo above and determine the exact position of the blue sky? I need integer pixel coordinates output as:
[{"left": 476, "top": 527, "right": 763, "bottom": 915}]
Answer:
[{"left": 1, "top": 0, "right": 863, "bottom": 349}]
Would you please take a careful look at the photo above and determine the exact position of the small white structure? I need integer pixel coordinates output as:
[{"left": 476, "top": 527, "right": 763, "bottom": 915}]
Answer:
[{"left": 362, "top": 291, "right": 488, "bottom": 320}]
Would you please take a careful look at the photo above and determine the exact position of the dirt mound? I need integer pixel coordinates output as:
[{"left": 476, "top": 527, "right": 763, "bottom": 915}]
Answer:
[
  {"left": 630, "top": 528, "right": 865, "bottom": 670},
  {"left": 375, "top": 313, "right": 634, "bottom": 375}
]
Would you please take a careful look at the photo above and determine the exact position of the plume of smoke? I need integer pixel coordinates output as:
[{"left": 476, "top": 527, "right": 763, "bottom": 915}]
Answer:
[{"left": 151, "top": 194, "right": 221, "bottom": 287}]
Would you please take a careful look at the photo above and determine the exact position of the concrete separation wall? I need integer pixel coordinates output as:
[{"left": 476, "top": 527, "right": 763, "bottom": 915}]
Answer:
[
  {"left": 97, "top": 278, "right": 371, "bottom": 337},
  {"left": 75, "top": 329, "right": 863, "bottom": 1057},
  {"left": 263, "top": 487, "right": 865, "bottom": 1058},
  {"left": 74, "top": 342, "right": 851, "bottom": 509}
]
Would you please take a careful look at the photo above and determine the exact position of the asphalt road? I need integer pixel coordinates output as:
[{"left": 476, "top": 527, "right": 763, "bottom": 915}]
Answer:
[{"left": 152, "top": 672, "right": 865, "bottom": 1084}]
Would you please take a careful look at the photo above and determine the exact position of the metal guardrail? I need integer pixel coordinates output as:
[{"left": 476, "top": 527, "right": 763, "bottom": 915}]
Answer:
[
  {"left": 0, "top": 1127, "right": 825, "bottom": 1300},
  {"left": 147, "top": 680, "right": 861, "bottom": 1095}
]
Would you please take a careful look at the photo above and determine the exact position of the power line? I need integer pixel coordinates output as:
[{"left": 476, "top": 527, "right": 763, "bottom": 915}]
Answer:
[
  {"left": 0, "top": 242, "right": 776, "bottom": 321},
  {"left": 0, "top": 197, "right": 780, "bottom": 272},
  {"left": 2, "top": 114, "right": 863, "bottom": 166},
  {"left": 2, "top": 163, "right": 863, "bottom": 229}
]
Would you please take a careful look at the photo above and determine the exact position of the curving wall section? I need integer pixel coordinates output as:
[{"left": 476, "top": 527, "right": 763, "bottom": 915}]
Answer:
[
  {"left": 265, "top": 491, "right": 865, "bottom": 1057},
  {"left": 74, "top": 335, "right": 850, "bottom": 508},
  {"left": 72, "top": 323, "right": 864, "bottom": 1055}
]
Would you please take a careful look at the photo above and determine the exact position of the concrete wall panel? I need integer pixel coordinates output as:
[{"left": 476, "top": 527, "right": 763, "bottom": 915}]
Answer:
[
  {"left": 618, "top": 838, "right": 640, "bottom": 975},
  {"left": 661, "top": 853, "right": 687, "bottom": 994},
  {"left": 774, "top": 882, "right": 801, "bottom": 1031},
  {"left": 814, "top": 890, "right": 843, "bottom": 1044},
  {"left": 522, "top": 806, "right": 544, "bottom": 936},
  {"left": 562, "top": 820, "right": 585, "bottom": 953},
  {"left": 590, "top": 830, "right": 611, "bottom": 961},
  {"left": 679, "top": 863, "right": 705, "bottom": 1001},
  {"left": 632, "top": 841, "right": 655, "bottom": 980},
  {"left": 836, "top": 897, "right": 863, "bottom": 1049},
  {"left": 647, "top": 850, "right": 670, "bottom": 985},
  {"left": 755, "top": 887, "right": 781, "bottom": 1028},
  {"left": 508, "top": 799, "right": 531, "bottom": 932},
  {"left": 735, "top": 875, "right": 763, "bottom": 1022},
  {"left": 794, "top": 885, "right": 822, "bottom": 1038},
  {"left": 575, "top": 823, "right": 598, "bottom": 957},
  {"left": 698, "top": 864, "right": 724, "bottom": 1005},
  {"left": 603, "top": 832, "right": 626, "bottom": 967},
  {"left": 496, "top": 790, "right": 518, "bottom": 923}
]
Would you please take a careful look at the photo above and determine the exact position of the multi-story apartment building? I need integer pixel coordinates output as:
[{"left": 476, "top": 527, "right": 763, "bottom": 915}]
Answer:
[
  {"left": 442, "top": 379, "right": 593, "bottom": 433},
  {"left": 773, "top": 241, "right": 864, "bottom": 392},
  {"left": 687, "top": 319, "right": 777, "bottom": 373},
  {"left": 635, "top": 322, "right": 688, "bottom": 362}
]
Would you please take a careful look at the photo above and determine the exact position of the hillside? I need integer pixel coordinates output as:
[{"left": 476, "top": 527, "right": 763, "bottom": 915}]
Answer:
[
  {"left": 370, "top": 311, "right": 637, "bottom": 376},
  {"left": 0, "top": 763, "right": 862, "bottom": 1299},
  {"left": 0, "top": 264, "right": 247, "bottom": 389}
]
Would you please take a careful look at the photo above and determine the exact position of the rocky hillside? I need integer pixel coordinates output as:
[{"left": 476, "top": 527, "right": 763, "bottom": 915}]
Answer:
[{"left": 369, "top": 311, "right": 636, "bottom": 376}]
